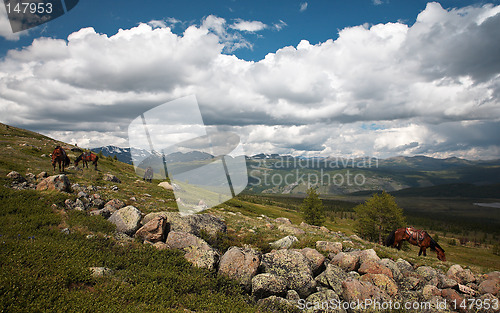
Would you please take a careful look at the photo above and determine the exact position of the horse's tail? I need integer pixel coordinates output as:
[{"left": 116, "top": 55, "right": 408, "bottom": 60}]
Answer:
[
  {"left": 385, "top": 230, "right": 396, "bottom": 247},
  {"left": 64, "top": 155, "right": 71, "bottom": 167}
]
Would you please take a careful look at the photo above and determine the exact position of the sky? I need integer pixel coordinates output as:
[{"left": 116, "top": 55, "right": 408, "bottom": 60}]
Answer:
[{"left": 1, "top": 0, "right": 500, "bottom": 159}]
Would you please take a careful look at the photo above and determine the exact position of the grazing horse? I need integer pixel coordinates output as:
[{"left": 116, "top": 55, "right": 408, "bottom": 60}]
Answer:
[
  {"left": 143, "top": 166, "right": 153, "bottom": 182},
  {"left": 385, "top": 227, "right": 446, "bottom": 261},
  {"left": 52, "top": 146, "right": 70, "bottom": 172},
  {"left": 75, "top": 152, "right": 99, "bottom": 170}
]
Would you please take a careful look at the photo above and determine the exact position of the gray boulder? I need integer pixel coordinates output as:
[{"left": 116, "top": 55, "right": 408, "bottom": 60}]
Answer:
[
  {"left": 315, "top": 263, "right": 348, "bottom": 295},
  {"left": 103, "top": 174, "right": 121, "bottom": 183},
  {"left": 108, "top": 206, "right": 142, "bottom": 235},
  {"left": 316, "top": 241, "right": 342, "bottom": 254},
  {"left": 165, "top": 231, "right": 218, "bottom": 270},
  {"left": 135, "top": 216, "right": 169, "bottom": 243},
  {"left": 218, "top": 246, "right": 261, "bottom": 290},
  {"left": 36, "top": 174, "right": 71, "bottom": 192},
  {"left": 252, "top": 273, "right": 288, "bottom": 298},
  {"left": 330, "top": 252, "right": 359, "bottom": 272},
  {"left": 304, "top": 289, "right": 346, "bottom": 313},
  {"left": 261, "top": 249, "right": 316, "bottom": 297},
  {"left": 270, "top": 235, "right": 298, "bottom": 249}
]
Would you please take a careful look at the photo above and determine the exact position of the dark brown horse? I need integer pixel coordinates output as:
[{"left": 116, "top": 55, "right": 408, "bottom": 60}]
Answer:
[
  {"left": 385, "top": 227, "right": 446, "bottom": 261},
  {"left": 75, "top": 152, "right": 99, "bottom": 170},
  {"left": 52, "top": 146, "right": 70, "bottom": 172}
]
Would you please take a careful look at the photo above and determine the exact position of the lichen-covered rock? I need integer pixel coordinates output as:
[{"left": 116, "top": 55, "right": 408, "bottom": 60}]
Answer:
[
  {"left": 422, "top": 285, "right": 442, "bottom": 300},
  {"left": 89, "top": 267, "right": 113, "bottom": 277},
  {"left": 342, "top": 279, "right": 389, "bottom": 304},
  {"left": 315, "top": 264, "right": 348, "bottom": 295},
  {"left": 330, "top": 252, "right": 359, "bottom": 272},
  {"left": 278, "top": 224, "right": 306, "bottom": 236},
  {"left": 353, "top": 249, "right": 380, "bottom": 265},
  {"left": 275, "top": 217, "right": 292, "bottom": 224},
  {"left": 437, "top": 274, "right": 458, "bottom": 289},
  {"left": 316, "top": 241, "right": 342, "bottom": 254},
  {"left": 103, "top": 199, "right": 126, "bottom": 214},
  {"left": 396, "top": 258, "right": 414, "bottom": 273},
  {"left": 165, "top": 231, "right": 218, "bottom": 270},
  {"left": 252, "top": 273, "right": 288, "bottom": 298},
  {"left": 358, "top": 261, "right": 393, "bottom": 279},
  {"left": 479, "top": 293, "right": 500, "bottom": 313},
  {"left": 261, "top": 249, "right": 316, "bottom": 297},
  {"left": 296, "top": 248, "right": 325, "bottom": 275},
  {"left": 479, "top": 279, "right": 500, "bottom": 296},
  {"left": 108, "top": 205, "right": 142, "bottom": 235},
  {"left": 379, "top": 258, "right": 403, "bottom": 281},
  {"left": 416, "top": 266, "right": 438, "bottom": 281},
  {"left": 134, "top": 216, "right": 169, "bottom": 243},
  {"left": 219, "top": 246, "right": 261, "bottom": 290},
  {"left": 304, "top": 289, "right": 346, "bottom": 313},
  {"left": 103, "top": 174, "right": 121, "bottom": 183},
  {"left": 360, "top": 273, "right": 398, "bottom": 296},
  {"left": 447, "top": 264, "right": 476, "bottom": 284},
  {"left": 7, "top": 171, "right": 25, "bottom": 182},
  {"left": 257, "top": 296, "right": 299, "bottom": 313},
  {"left": 270, "top": 235, "right": 298, "bottom": 249},
  {"left": 441, "top": 289, "right": 464, "bottom": 311},
  {"left": 36, "top": 174, "right": 71, "bottom": 192}
]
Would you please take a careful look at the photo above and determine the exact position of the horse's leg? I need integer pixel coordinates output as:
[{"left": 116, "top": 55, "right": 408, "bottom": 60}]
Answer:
[
  {"left": 396, "top": 241, "right": 402, "bottom": 250},
  {"left": 418, "top": 247, "right": 423, "bottom": 256},
  {"left": 422, "top": 247, "right": 427, "bottom": 256}
]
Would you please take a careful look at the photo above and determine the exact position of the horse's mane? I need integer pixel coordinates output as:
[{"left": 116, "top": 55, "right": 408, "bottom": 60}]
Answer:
[{"left": 429, "top": 235, "right": 445, "bottom": 252}]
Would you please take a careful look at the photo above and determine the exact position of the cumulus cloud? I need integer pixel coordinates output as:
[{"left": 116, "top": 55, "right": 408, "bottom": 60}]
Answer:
[
  {"left": 1, "top": 3, "right": 500, "bottom": 159},
  {"left": 230, "top": 19, "right": 267, "bottom": 32},
  {"left": 300, "top": 2, "right": 308, "bottom": 12}
]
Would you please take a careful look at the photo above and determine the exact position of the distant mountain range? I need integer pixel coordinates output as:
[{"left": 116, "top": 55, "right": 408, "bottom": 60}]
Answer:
[{"left": 90, "top": 145, "right": 500, "bottom": 196}]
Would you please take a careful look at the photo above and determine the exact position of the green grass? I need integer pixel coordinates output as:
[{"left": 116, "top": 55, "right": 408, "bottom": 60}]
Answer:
[{"left": 0, "top": 185, "right": 260, "bottom": 313}]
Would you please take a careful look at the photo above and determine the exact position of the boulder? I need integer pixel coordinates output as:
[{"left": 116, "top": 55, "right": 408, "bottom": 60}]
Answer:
[
  {"left": 134, "top": 216, "right": 169, "bottom": 243},
  {"left": 437, "top": 274, "right": 458, "bottom": 289},
  {"left": 441, "top": 289, "right": 465, "bottom": 311},
  {"left": 342, "top": 279, "right": 388, "bottom": 303},
  {"left": 479, "top": 279, "right": 500, "bottom": 296},
  {"left": 360, "top": 273, "right": 398, "bottom": 296},
  {"left": 251, "top": 273, "right": 288, "bottom": 298},
  {"left": 485, "top": 271, "right": 500, "bottom": 282},
  {"left": 36, "top": 174, "right": 71, "bottom": 192},
  {"left": 103, "top": 174, "right": 121, "bottom": 183},
  {"left": 89, "top": 267, "right": 113, "bottom": 278},
  {"left": 108, "top": 206, "right": 142, "bottom": 235},
  {"left": 316, "top": 241, "right": 342, "bottom": 254},
  {"left": 297, "top": 248, "right": 325, "bottom": 275},
  {"left": 270, "top": 235, "right": 298, "bottom": 249},
  {"left": 165, "top": 231, "right": 218, "bottom": 270},
  {"left": 352, "top": 249, "right": 380, "bottom": 265},
  {"left": 158, "top": 182, "right": 173, "bottom": 190},
  {"left": 396, "top": 258, "right": 414, "bottom": 273},
  {"left": 7, "top": 171, "right": 26, "bottom": 182},
  {"left": 218, "top": 246, "right": 261, "bottom": 290},
  {"left": 261, "top": 249, "right": 316, "bottom": 297},
  {"left": 257, "top": 296, "right": 298, "bottom": 312},
  {"left": 103, "top": 199, "right": 126, "bottom": 214},
  {"left": 416, "top": 266, "right": 438, "bottom": 281},
  {"left": 379, "top": 258, "right": 403, "bottom": 281},
  {"left": 330, "top": 252, "right": 359, "bottom": 272},
  {"left": 447, "top": 264, "right": 476, "bottom": 284},
  {"left": 304, "top": 289, "right": 346, "bottom": 313},
  {"left": 315, "top": 264, "right": 348, "bottom": 295},
  {"left": 278, "top": 224, "right": 306, "bottom": 236},
  {"left": 275, "top": 217, "right": 292, "bottom": 224},
  {"left": 422, "top": 285, "right": 442, "bottom": 300},
  {"left": 479, "top": 293, "right": 500, "bottom": 313},
  {"left": 36, "top": 171, "right": 48, "bottom": 180},
  {"left": 183, "top": 213, "right": 226, "bottom": 236}
]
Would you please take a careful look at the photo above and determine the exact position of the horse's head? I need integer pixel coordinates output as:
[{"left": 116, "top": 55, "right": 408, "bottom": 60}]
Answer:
[
  {"left": 437, "top": 249, "right": 446, "bottom": 262},
  {"left": 74, "top": 154, "right": 82, "bottom": 166}
]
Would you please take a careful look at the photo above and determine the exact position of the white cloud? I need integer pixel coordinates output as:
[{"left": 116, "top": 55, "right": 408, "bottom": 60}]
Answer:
[
  {"left": 230, "top": 19, "right": 267, "bottom": 32},
  {"left": 300, "top": 2, "right": 308, "bottom": 12},
  {"left": 273, "top": 20, "right": 287, "bottom": 31},
  {"left": 1, "top": 4, "right": 500, "bottom": 159},
  {"left": 0, "top": 3, "right": 30, "bottom": 40}
]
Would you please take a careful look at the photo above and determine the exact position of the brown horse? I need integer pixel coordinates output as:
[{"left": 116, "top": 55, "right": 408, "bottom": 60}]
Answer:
[
  {"left": 52, "top": 146, "right": 70, "bottom": 172},
  {"left": 75, "top": 152, "right": 99, "bottom": 170},
  {"left": 385, "top": 227, "right": 446, "bottom": 261}
]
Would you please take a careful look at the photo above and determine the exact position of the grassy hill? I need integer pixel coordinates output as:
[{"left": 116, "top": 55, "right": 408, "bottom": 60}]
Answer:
[{"left": 1, "top": 123, "right": 500, "bottom": 312}]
